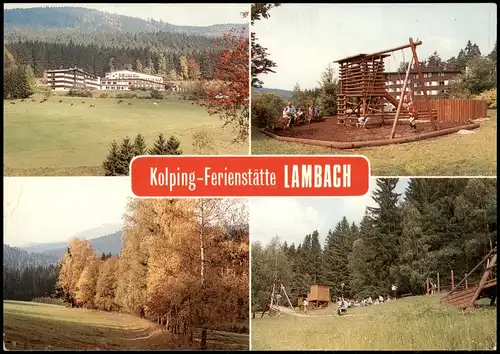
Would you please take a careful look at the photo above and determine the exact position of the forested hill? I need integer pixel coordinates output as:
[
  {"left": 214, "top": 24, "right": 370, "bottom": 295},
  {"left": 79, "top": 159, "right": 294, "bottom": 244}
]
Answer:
[
  {"left": 3, "top": 244, "right": 59, "bottom": 269},
  {"left": 4, "top": 7, "right": 247, "bottom": 78},
  {"left": 4, "top": 7, "right": 246, "bottom": 39}
]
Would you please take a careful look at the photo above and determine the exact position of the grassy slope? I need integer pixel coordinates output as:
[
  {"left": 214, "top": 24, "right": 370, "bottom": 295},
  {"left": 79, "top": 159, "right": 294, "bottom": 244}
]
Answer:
[
  {"left": 251, "top": 110, "right": 497, "bottom": 176},
  {"left": 3, "top": 300, "right": 248, "bottom": 350},
  {"left": 251, "top": 295, "right": 496, "bottom": 350},
  {"left": 4, "top": 97, "right": 248, "bottom": 176}
]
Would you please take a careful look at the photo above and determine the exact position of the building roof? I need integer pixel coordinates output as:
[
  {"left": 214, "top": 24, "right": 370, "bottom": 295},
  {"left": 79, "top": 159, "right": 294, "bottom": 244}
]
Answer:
[
  {"left": 385, "top": 69, "right": 462, "bottom": 75},
  {"left": 46, "top": 67, "right": 98, "bottom": 79}
]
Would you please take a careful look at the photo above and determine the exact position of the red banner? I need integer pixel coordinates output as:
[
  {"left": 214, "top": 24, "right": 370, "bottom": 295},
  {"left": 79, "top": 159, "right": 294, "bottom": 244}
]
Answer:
[{"left": 130, "top": 155, "right": 370, "bottom": 197}]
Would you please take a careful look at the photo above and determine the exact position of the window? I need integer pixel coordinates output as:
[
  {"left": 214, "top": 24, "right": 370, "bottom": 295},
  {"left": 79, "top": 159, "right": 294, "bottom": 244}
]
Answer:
[
  {"left": 431, "top": 81, "right": 439, "bottom": 86},
  {"left": 444, "top": 80, "right": 449, "bottom": 85},
  {"left": 439, "top": 81, "right": 445, "bottom": 86},
  {"left": 439, "top": 72, "right": 445, "bottom": 76},
  {"left": 427, "top": 72, "right": 432, "bottom": 77},
  {"left": 396, "top": 87, "right": 401, "bottom": 92},
  {"left": 414, "top": 74, "right": 418, "bottom": 79}
]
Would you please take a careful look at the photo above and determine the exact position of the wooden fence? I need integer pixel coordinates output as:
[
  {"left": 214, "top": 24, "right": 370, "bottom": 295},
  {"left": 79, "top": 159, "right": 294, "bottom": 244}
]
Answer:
[{"left": 413, "top": 99, "right": 487, "bottom": 123}]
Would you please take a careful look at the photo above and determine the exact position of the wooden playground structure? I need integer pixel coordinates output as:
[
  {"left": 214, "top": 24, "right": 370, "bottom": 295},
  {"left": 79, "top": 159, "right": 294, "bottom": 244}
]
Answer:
[
  {"left": 335, "top": 37, "right": 437, "bottom": 139},
  {"left": 261, "top": 37, "right": 484, "bottom": 149},
  {"left": 438, "top": 247, "right": 497, "bottom": 309},
  {"left": 297, "top": 284, "right": 331, "bottom": 310}
]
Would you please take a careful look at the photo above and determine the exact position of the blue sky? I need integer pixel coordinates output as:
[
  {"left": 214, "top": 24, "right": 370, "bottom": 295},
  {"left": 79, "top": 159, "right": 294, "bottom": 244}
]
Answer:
[
  {"left": 250, "top": 178, "right": 409, "bottom": 247},
  {"left": 4, "top": 177, "right": 133, "bottom": 246},
  {"left": 3, "top": 3, "right": 249, "bottom": 26},
  {"left": 253, "top": 3, "right": 497, "bottom": 90}
]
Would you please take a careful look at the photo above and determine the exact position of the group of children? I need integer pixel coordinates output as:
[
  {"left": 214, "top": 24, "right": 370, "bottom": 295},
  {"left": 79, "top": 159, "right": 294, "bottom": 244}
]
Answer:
[
  {"left": 281, "top": 102, "right": 320, "bottom": 128},
  {"left": 336, "top": 294, "right": 394, "bottom": 309}
]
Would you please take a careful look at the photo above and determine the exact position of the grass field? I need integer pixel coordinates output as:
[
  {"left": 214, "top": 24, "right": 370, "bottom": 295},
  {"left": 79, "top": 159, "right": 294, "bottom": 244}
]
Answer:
[
  {"left": 251, "top": 110, "right": 497, "bottom": 176},
  {"left": 3, "top": 300, "right": 248, "bottom": 350},
  {"left": 4, "top": 96, "right": 248, "bottom": 176},
  {"left": 251, "top": 295, "right": 496, "bottom": 350}
]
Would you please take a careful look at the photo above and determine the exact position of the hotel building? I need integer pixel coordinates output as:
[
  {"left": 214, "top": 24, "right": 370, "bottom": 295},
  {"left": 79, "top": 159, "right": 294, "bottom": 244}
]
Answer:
[{"left": 385, "top": 69, "right": 461, "bottom": 100}]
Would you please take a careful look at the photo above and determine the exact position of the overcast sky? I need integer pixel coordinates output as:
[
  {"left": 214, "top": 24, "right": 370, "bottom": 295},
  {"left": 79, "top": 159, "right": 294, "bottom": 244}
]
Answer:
[
  {"left": 254, "top": 3, "right": 497, "bottom": 90},
  {"left": 4, "top": 177, "right": 133, "bottom": 247},
  {"left": 250, "top": 178, "right": 409, "bottom": 247},
  {"left": 3, "top": 3, "right": 249, "bottom": 26}
]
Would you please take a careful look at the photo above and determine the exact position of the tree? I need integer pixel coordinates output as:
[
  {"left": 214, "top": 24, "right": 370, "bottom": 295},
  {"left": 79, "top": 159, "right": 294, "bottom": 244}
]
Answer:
[
  {"left": 179, "top": 56, "right": 189, "bottom": 80},
  {"left": 450, "top": 55, "right": 497, "bottom": 97},
  {"left": 166, "top": 135, "right": 183, "bottom": 155},
  {"left": 488, "top": 41, "right": 497, "bottom": 62},
  {"left": 75, "top": 259, "right": 100, "bottom": 308},
  {"left": 251, "top": 92, "right": 287, "bottom": 128},
  {"left": 117, "top": 137, "right": 135, "bottom": 175},
  {"left": 95, "top": 257, "right": 119, "bottom": 311},
  {"left": 149, "top": 133, "right": 171, "bottom": 155},
  {"left": 58, "top": 238, "right": 97, "bottom": 306},
  {"left": 251, "top": 3, "right": 281, "bottom": 88},
  {"left": 319, "top": 64, "right": 338, "bottom": 116},
  {"left": 133, "top": 134, "right": 147, "bottom": 156},
  {"left": 187, "top": 58, "right": 201, "bottom": 80},
  {"left": 426, "top": 51, "right": 444, "bottom": 69},
  {"left": 202, "top": 26, "right": 249, "bottom": 142},
  {"left": 135, "top": 58, "right": 143, "bottom": 72},
  {"left": 157, "top": 52, "right": 169, "bottom": 76},
  {"left": 4, "top": 65, "right": 35, "bottom": 99},
  {"left": 103, "top": 141, "right": 121, "bottom": 176}
]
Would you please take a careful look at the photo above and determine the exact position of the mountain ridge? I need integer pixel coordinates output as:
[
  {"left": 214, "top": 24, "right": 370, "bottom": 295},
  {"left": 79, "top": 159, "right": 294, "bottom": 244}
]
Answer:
[{"left": 4, "top": 7, "right": 247, "bottom": 39}]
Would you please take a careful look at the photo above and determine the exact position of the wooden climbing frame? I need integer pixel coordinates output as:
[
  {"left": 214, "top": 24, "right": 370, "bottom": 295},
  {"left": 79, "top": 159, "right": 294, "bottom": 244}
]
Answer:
[
  {"left": 334, "top": 37, "right": 437, "bottom": 138},
  {"left": 442, "top": 247, "right": 497, "bottom": 309}
]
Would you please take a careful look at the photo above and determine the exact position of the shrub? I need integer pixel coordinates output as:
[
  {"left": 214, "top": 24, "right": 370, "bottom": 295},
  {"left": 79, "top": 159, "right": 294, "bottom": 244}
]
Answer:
[
  {"left": 122, "top": 92, "right": 137, "bottom": 99},
  {"left": 474, "top": 88, "right": 497, "bottom": 109},
  {"left": 192, "top": 128, "right": 216, "bottom": 154},
  {"left": 251, "top": 92, "right": 287, "bottom": 128},
  {"left": 99, "top": 92, "right": 108, "bottom": 98},
  {"left": 150, "top": 89, "right": 163, "bottom": 100},
  {"left": 66, "top": 88, "right": 93, "bottom": 97}
]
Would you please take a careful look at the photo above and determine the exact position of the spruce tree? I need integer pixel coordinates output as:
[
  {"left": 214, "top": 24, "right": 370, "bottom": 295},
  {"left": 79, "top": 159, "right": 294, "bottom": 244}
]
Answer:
[
  {"left": 166, "top": 135, "right": 183, "bottom": 155},
  {"left": 117, "top": 137, "right": 135, "bottom": 175},
  {"left": 102, "top": 141, "right": 121, "bottom": 176},
  {"left": 148, "top": 133, "right": 169, "bottom": 155},
  {"left": 133, "top": 133, "right": 147, "bottom": 156}
]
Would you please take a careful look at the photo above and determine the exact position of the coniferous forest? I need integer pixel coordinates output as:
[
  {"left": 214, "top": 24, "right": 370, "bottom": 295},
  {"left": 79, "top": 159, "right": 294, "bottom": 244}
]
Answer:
[
  {"left": 251, "top": 178, "right": 497, "bottom": 315},
  {"left": 4, "top": 7, "right": 247, "bottom": 79}
]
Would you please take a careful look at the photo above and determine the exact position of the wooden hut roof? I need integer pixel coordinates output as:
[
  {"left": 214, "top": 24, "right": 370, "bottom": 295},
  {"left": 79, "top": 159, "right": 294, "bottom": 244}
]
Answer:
[{"left": 334, "top": 53, "right": 390, "bottom": 64}]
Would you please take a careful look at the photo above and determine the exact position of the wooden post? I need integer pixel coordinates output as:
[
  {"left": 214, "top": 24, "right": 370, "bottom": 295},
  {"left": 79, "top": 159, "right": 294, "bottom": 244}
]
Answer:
[
  {"left": 426, "top": 278, "right": 430, "bottom": 295},
  {"left": 437, "top": 272, "right": 440, "bottom": 293},
  {"left": 451, "top": 269, "right": 454, "bottom": 290},
  {"left": 408, "top": 37, "right": 437, "bottom": 131},
  {"left": 469, "top": 253, "right": 497, "bottom": 308},
  {"left": 390, "top": 55, "right": 414, "bottom": 139},
  {"left": 465, "top": 275, "right": 468, "bottom": 289}
]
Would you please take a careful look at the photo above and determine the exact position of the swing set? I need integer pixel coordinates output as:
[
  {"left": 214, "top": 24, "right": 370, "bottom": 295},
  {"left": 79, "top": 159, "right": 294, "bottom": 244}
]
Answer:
[{"left": 335, "top": 37, "right": 437, "bottom": 139}]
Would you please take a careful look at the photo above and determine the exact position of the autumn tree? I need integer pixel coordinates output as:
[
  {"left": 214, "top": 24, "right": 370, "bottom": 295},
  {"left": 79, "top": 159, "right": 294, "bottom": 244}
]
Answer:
[
  {"left": 202, "top": 26, "right": 249, "bottom": 142},
  {"left": 251, "top": 3, "right": 281, "bottom": 88},
  {"left": 75, "top": 258, "right": 100, "bottom": 308},
  {"left": 179, "top": 56, "right": 190, "bottom": 80},
  {"left": 187, "top": 58, "right": 201, "bottom": 80},
  {"left": 58, "top": 239, "right": 97, "bottom": 306},
  {"left": 95, "top": 257, "right": 119, "bottom": 311}
]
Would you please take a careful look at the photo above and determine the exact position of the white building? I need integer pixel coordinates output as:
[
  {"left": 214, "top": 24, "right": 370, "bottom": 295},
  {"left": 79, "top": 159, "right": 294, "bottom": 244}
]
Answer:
[
  {"left": 101, "top": 70, "right": 166, "bottom": 91},
  {"left": 45, "top": 68, "right": 101, "bottom": 91},
  {"left": 46, "top": 68, "right": 167, "bottom": 91}
]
